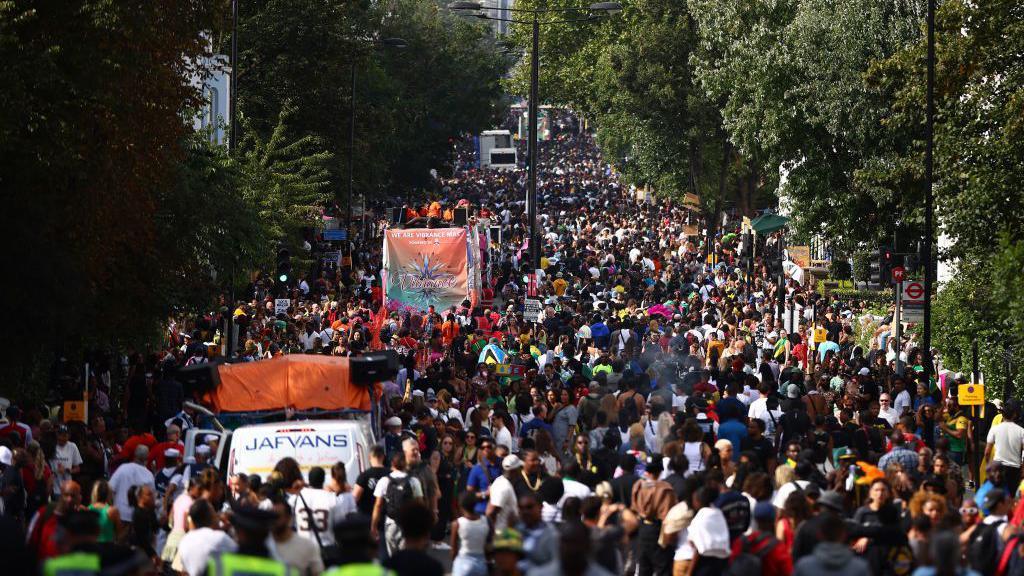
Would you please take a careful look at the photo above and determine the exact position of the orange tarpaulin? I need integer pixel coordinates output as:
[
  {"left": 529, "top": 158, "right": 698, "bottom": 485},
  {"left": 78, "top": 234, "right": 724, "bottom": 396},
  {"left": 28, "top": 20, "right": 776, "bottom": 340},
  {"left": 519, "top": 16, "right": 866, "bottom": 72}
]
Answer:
[{"left": 205, "top": 355, "right": 371, "bottom": 412}]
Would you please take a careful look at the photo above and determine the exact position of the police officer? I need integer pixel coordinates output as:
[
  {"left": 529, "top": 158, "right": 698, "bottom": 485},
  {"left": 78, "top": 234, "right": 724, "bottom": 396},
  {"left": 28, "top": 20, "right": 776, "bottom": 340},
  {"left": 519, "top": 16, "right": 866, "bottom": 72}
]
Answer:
[
  {"left": 323, "top": 514, "right": 394, "bottom": 576},
  {"left": 207, "top": 502, "right": 296, "bottom": 576},
  {"left": 43, "top": 510, "right": 101, "bottom": 576}
]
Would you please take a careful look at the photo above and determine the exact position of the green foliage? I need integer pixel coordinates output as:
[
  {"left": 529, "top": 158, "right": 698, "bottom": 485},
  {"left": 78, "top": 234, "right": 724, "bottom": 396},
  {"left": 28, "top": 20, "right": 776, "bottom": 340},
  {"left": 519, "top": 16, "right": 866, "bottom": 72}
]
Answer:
[
  {"left": 236, "top": 0, "right": 507, "bottom": 197},
  {"left": 852, "top": 252, "right": 871, "bottom": 284},
  {"left": 505, "top": 0, "right": 766, "bottom": 214},
  {"left": 822, "top": 288, "right": 893, "bottom": 308},
  {"left": 828, "top": 258, "right": 852, "bottom": 281},
  {"left": 237, "top": 103, "right": 333, "bottom": 263},
  {"left": 0, "top": 0, "right": 219, "bottom": 395}
]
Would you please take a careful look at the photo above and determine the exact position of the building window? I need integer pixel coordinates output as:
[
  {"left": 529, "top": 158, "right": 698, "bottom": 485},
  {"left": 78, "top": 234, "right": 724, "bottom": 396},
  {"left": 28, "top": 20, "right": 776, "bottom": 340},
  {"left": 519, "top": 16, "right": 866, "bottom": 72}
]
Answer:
[{"left": 207, "top": 87, "right": 219, "bottom": 141}]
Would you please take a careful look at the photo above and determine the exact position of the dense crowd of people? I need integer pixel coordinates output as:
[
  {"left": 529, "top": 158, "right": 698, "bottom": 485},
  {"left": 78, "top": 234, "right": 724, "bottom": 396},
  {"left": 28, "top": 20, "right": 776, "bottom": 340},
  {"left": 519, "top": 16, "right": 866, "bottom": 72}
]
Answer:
[{"left": 3, "top": 112, "right": 1022, "bottom": 576}]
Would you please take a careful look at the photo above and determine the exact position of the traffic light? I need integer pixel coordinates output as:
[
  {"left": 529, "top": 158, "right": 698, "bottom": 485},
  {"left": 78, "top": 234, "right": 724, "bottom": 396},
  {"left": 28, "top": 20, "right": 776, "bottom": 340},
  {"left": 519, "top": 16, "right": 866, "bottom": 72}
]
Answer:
[{"left": 276, "top": 247, "right": 292, "bottom": 284}]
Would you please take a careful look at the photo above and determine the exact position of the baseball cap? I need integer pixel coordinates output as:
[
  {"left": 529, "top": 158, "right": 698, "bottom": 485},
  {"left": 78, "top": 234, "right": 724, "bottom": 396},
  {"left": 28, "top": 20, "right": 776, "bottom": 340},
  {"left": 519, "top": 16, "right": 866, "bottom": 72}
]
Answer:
[
  {"left": 502, "top": 455, "right": 524, "bottom": 471},
  {"left": 984, "top": 488, "right": 1008, "bottom": 511},
  {"left": 787, "top": 384, "right": 801, "bottom": 399},
  {"left": 753, "top": 500, "right": 776, "bottom": 522}
]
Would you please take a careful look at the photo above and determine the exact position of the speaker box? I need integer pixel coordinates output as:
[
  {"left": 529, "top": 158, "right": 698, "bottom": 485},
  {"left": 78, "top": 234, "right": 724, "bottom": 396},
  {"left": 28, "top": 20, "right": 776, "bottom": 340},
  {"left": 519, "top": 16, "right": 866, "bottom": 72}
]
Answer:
[
  {"left": 453, "top": 207, "right": 468, "bottom": 226},
  {"left": 391, "top": 207, "right": 405, "bottom": 225},
  {"left": 350, "top": 350, "right": 400, "bottom": 384}
]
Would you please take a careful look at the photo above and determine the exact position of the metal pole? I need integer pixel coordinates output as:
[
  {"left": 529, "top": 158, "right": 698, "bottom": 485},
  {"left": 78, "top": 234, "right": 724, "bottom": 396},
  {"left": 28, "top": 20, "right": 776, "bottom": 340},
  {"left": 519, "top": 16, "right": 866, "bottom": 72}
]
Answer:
[
  {"left": 972, "top": 339, "right": 980, "bottom": 383},
  {"left": 923, "top": 0, "right": 935, "bottom": 382},
  {"left": 348, "top": 63, "right": 356, "bottom": 245},
  {"left": 527, "top": 15, "right": 540, "bottom": 272},
  {"left": 895, "top": 280, "right": 903, "bottom": 376},
  {"left": 226, "top": 0, "right": 238, "bottom": 357}
]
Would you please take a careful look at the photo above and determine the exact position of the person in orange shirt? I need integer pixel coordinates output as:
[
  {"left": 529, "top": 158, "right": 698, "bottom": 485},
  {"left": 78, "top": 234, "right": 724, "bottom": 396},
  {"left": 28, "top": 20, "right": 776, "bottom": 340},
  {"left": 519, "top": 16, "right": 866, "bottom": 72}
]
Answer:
[
  {"left": 441, "top": 314, "right": 459, "bottom": 346},
  {"left": 428, "top": 201, "right": 441, "bottom": 218}
]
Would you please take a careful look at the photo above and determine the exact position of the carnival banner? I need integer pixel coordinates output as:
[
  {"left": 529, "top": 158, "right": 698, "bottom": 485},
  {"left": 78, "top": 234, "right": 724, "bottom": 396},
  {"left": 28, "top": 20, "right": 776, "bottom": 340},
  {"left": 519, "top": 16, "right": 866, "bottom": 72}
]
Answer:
[{"left": 383, "top": 227, "right": 470, "bottom": 313}]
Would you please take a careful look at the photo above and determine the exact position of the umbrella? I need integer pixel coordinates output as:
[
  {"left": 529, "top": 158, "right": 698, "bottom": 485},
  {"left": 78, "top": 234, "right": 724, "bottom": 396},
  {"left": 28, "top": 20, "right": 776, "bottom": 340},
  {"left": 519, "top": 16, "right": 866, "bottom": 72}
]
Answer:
[
  {"left": 647, "top": 304, "right": 675, "bottom": 319},
  {"left": 479, "top": 344, "right": 507, "bottom": 365},
  {"left": 750, "top": 214, "right": 790, "bottom": 235}
]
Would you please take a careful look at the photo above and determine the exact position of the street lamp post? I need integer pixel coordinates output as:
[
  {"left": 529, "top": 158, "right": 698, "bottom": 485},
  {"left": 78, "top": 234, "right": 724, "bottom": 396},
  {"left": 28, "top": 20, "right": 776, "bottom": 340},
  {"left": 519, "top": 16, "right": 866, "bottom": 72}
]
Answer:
[
  {"left": 347, "top": 37, "right": 408, "bottom": 247},
  {"left": 923, "top": 0, "right": 935, "bottom": 382},
  {"left": 449, "top": 1, "right": 621, "bottom": 274}
]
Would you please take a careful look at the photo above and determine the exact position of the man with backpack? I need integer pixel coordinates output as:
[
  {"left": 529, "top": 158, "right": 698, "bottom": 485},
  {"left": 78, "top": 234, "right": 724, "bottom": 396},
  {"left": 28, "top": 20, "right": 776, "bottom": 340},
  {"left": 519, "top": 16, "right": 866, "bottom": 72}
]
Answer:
[
  {"left": 729, "top": 501, "right": 791, "bottom": 576},
  {"left": 371, "top": 451, "right": 424, "bottom": 558},
  {"left": 970, "top": 488, "right": 1016, "bottom": 575}
]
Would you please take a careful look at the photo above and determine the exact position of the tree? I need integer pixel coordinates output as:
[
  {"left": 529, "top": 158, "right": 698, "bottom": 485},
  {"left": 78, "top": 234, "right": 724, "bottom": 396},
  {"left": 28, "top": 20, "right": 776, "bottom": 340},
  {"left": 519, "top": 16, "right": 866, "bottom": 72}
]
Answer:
[
  {"left": 235, "top": 0, "right": 507, "bottom": 199},
  {"left": 237, "top": 102, "right": 333, "bottom": 262},
  {"left": 0, "top": 0, "right": 220, "bottom": 395}
]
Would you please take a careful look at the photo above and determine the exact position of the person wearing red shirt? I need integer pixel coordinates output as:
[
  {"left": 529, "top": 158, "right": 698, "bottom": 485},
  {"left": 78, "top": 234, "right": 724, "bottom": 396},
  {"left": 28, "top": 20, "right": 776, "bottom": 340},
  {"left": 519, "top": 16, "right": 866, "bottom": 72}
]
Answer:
[
  {"left": 28, "top": 480, "right": 83, "bottom": 560},
  {"left": 148, "top": 423, "right": 184, "bottom": 471},
  {"left": 730, "top": 501, "right": 792, "bottom": 576},
  {"left": 0, "top": 406, "right": 32, "bottom": 448}
]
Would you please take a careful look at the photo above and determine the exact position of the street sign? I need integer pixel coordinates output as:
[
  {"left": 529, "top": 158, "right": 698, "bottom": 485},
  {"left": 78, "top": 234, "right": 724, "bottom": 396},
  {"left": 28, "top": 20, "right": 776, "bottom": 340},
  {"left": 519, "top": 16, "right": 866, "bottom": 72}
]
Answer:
[
  {"left": 274, "top": 298, "right": 291, "bottom": 316},
  {"left": 892, "top": 266, "right": 905, "bottom": 283},
  {"left": 524, "top": 299, "right": 543, "bottom": 323},
  {"left": 901, "top": 307, "right": 925, "bottom": 323},
  {"left": 323, "top": 229, "right": 348, "bottom": 241},
  {"left": 902, "top": 281, "right": 925, "bottom": 304},
  {"left": 958, "top": 383, "right": 984, "bottom": 406}
]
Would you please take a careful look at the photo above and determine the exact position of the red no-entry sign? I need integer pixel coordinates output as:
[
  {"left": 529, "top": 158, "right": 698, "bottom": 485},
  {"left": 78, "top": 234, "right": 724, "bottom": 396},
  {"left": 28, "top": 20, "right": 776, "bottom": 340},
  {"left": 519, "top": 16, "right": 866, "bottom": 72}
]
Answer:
[{"left": 903, "top": 281, "right": 925, "bottom": 303}]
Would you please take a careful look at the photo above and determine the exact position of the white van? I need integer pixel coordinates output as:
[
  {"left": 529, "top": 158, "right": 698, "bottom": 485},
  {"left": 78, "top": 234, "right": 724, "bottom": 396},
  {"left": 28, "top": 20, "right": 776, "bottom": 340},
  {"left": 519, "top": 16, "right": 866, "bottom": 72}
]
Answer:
[{"left": 217, "top": 419, "right": 374, "bottom": 483}]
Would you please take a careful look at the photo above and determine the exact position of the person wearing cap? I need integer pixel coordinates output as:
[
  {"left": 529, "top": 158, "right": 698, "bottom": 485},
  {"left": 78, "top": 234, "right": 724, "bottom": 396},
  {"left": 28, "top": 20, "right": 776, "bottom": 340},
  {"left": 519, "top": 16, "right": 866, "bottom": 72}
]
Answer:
[
  {"left": 108, "top": 444, "right": 155, "bottom": 525},
  {"left": 792, "top": 511, "right": 869, "bottom": 576},
  {"left": 486, "top": 454, "right": 523, "bottom": 531},
  {"left": 729, "top": 500, "right": 792, "bottom": 576},
  {"left": 208, "top": 502, "right": 294, "bottom": 576},
  {"left": 791, "top": 490, "right": 846, "bottom": 562},
  {"left": 184, "top": 442, "right": 213, "bottom": 484},
  {"left": 630, "top": 455, "right": 677, "bottom": 576},
  {"left": 491, "top": 527, "right": 526, "bottom": 576},
  {"left": 49, "top": 424, "right": 83, "bottom": 498}
]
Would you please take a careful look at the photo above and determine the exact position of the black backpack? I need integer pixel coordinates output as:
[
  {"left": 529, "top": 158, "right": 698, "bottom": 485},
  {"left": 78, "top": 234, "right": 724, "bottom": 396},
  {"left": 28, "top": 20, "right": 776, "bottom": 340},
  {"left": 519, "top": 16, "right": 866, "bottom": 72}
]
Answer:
[
  {"left": 727, "top": 532, "right": 777, "bottom": 576},
  {"left": 968, "top": 519, "right": 1006, "bottom": 575},
  {"left": 384, "top": 475, "right": 415, "bottom": 520}
]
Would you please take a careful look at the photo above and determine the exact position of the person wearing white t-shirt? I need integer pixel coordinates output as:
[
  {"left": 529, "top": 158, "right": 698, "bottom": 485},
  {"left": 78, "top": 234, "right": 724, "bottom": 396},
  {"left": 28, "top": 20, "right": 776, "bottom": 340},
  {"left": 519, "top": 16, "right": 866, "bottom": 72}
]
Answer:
[
  {"left": 986, "top": 404, "right": 1024, "bottom": 491},
  {"left": 543, "top": 460, "right": 593, "bottom": 523},
  {"left": 487, "top": 455, "right": 522, "bottom": 531},
  {"left": 50, "top": 425, "right": 83, "bottom": 496},
  {"left": 177, "top": 499, "right": 237, "bottom": 576},
  {"left": 288, "top": 484, "right": 341, "bottom": 549},
  {"left": 372, "top": 455, "right": 424, "bottom": 556},
  {"left": 271, "top": 499, "right": 325, "bottom": 576},
  {"left": 492, "top": 412, "right": 516, "bottom": 453},
  {"left": 109, "top": 445, "right": 155, "bottom": 523}
]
